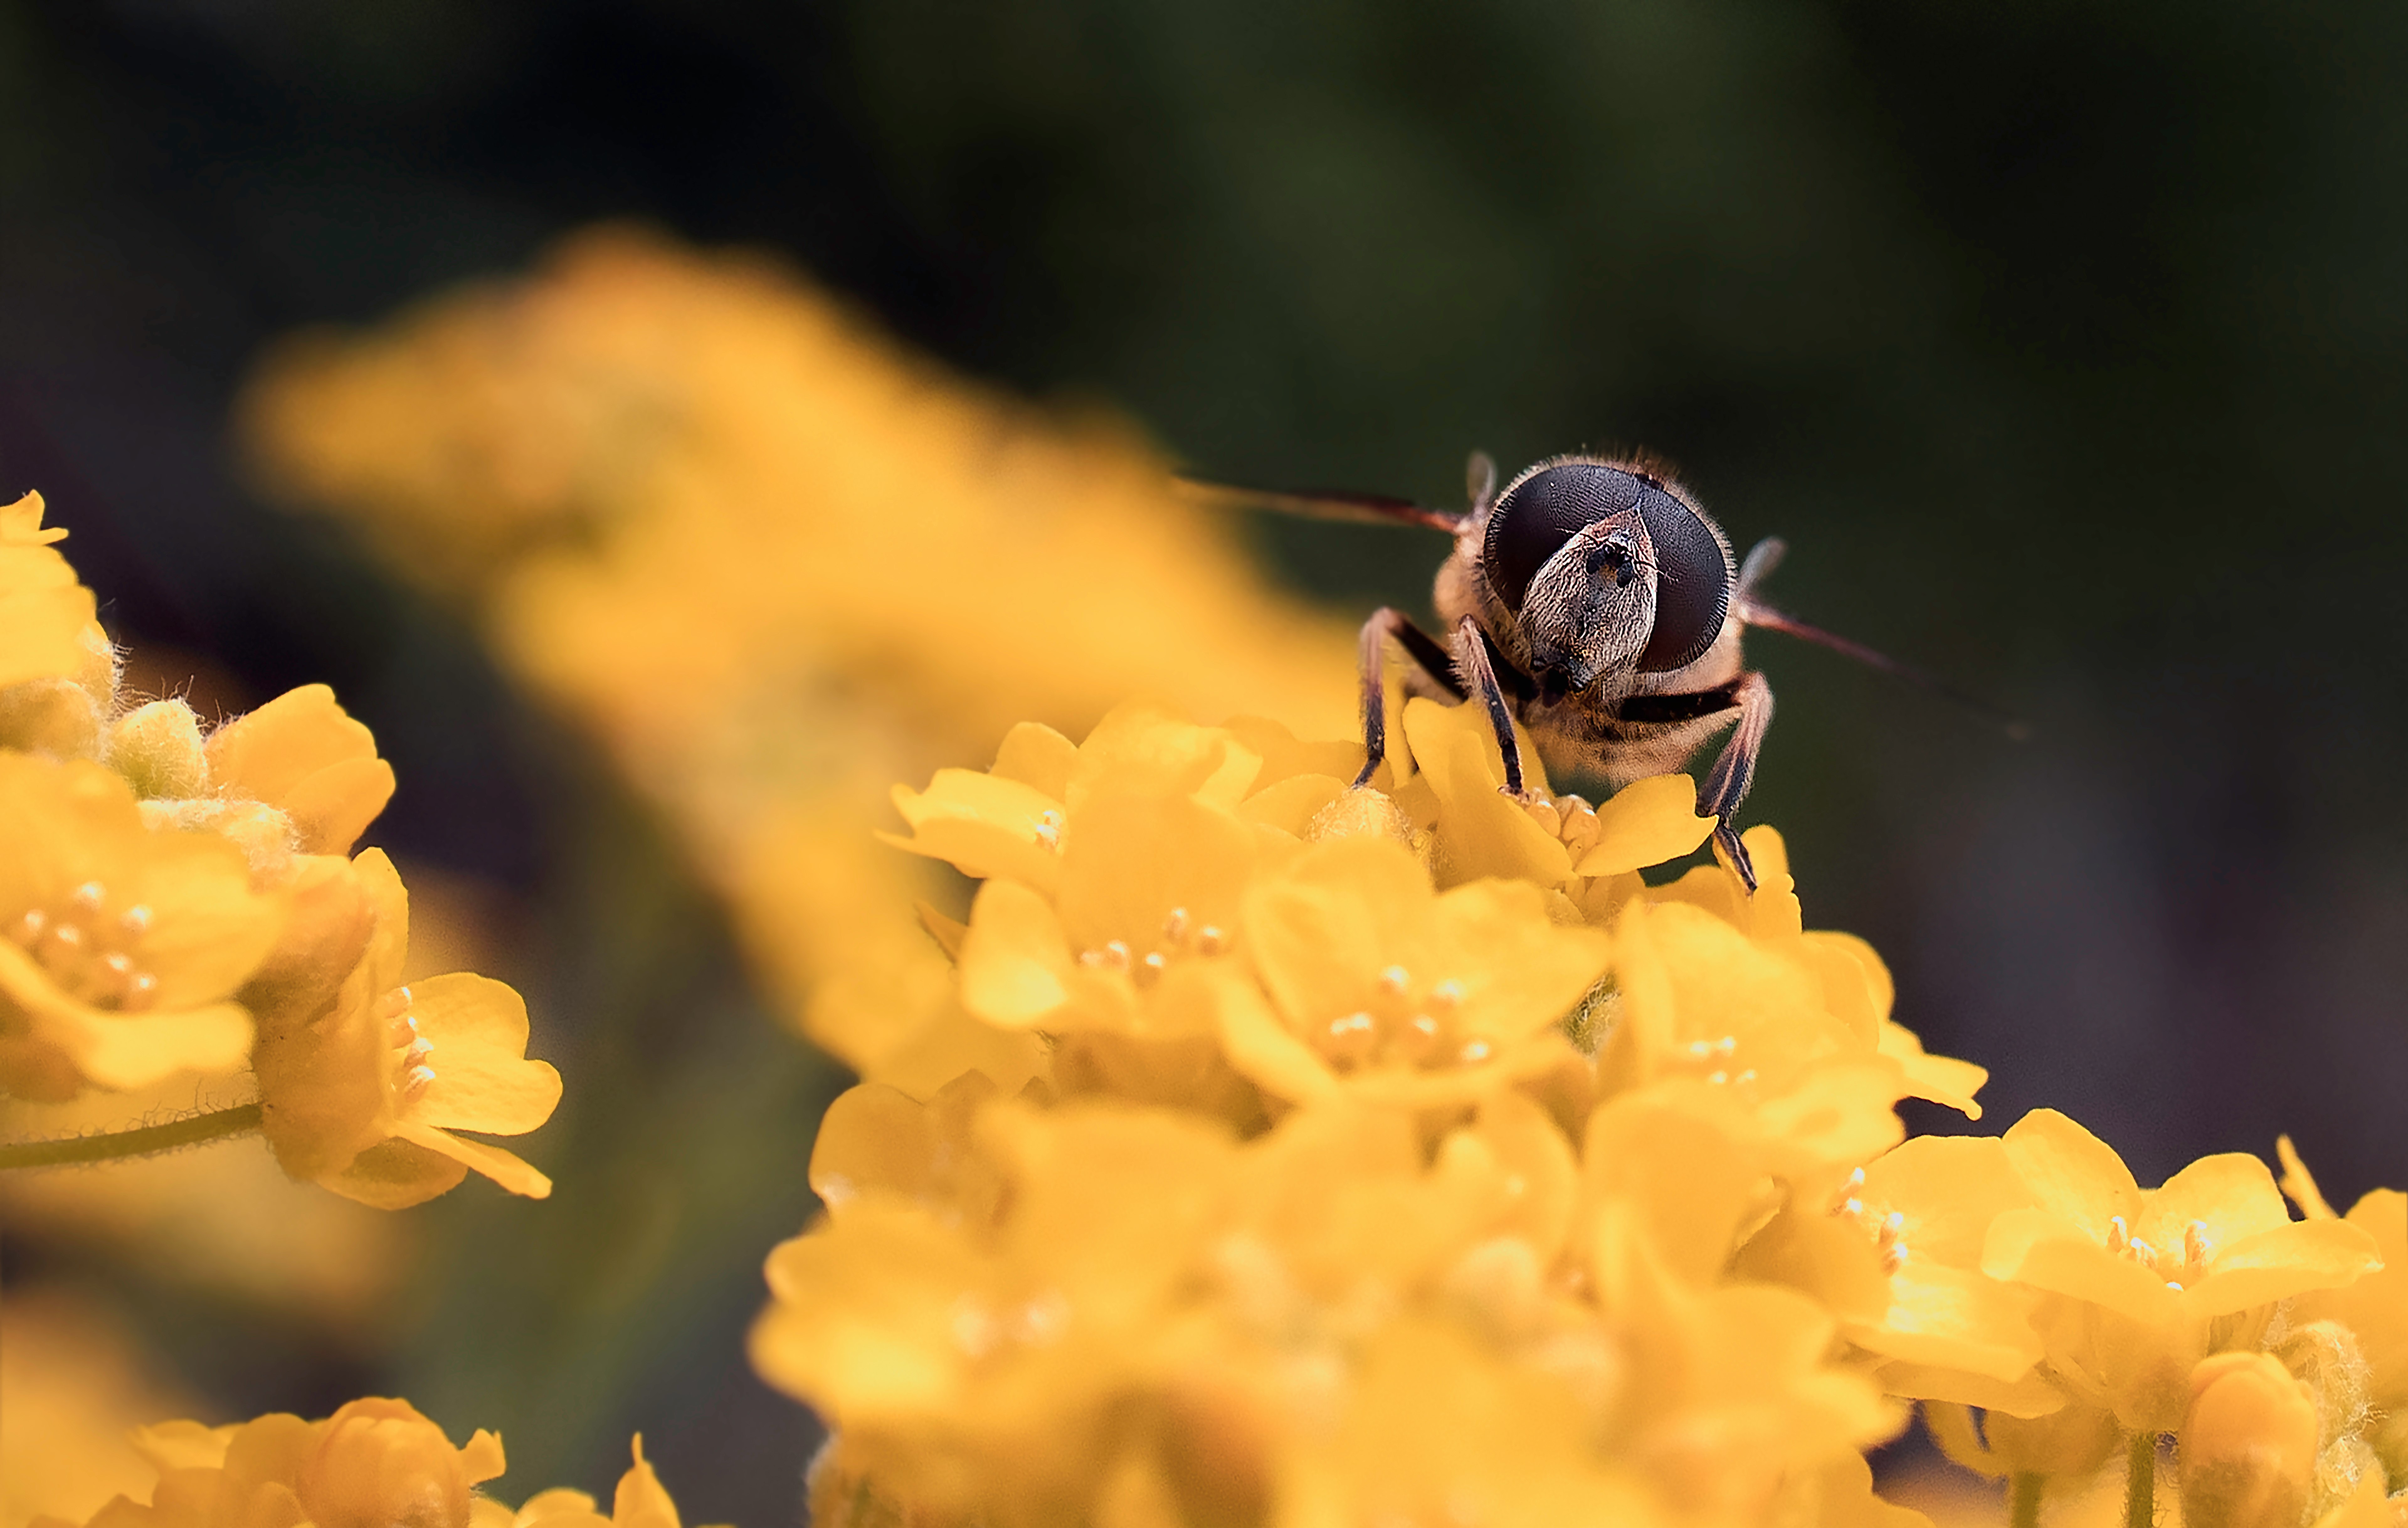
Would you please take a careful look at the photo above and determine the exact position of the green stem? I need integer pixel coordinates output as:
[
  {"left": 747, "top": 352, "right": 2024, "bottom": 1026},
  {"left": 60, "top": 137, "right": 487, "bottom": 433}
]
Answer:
[
  {"left": 2009, "top": 1472, "right": 2045, "bottom": 1528},
  {"left": 0, "top": 1102, "right": 262, "bottom": 1168},
  {"left": 2125, "top": 1432, "right": 2157, "bottom": 1528}
]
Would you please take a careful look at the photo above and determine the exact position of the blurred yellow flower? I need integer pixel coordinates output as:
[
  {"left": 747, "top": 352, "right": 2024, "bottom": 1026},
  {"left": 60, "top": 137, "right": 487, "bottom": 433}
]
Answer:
[
  {"left": 0, "top": 755, "right": 282, "bottom": 1100},
  {"left": 238, "top": 229, "right": 1360, "bottom": 1091},
  {"left": 31, "top": 1402, "right": 705, "bottom": 1528},
  {"left": 49, "top": 1398, "right": 504, "bottom": 1528},
  {"left": 252, "top": 849, "right": 559, "bottom": 1207},
  {"left": 1978, "top": 1109, "right": 2382, "bottom": 1431}
]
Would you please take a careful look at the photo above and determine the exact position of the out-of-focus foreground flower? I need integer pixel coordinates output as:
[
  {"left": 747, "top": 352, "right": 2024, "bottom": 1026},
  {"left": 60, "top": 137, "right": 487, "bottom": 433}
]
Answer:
[
  {"left": 0, "top": 494, "right": 559, "bottom": 1206},
  {"left": 236, "top": 226, "right": 1358, "bottom": 1096},
  {"left": 26, "top": 1399, "right": 706, "bottom": 1528}
]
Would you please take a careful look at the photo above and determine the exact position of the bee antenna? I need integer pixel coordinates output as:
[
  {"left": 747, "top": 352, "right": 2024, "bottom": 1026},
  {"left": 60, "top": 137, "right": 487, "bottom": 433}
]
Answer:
[{"left": 1737, "top": 595, "right": 2030, "bottom": 741}]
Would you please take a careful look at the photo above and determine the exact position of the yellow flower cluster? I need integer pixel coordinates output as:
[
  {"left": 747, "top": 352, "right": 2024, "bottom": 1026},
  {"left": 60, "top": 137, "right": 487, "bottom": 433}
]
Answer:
[
  {"left": 236, "top": 227, "right": 1358, "bottom": 1095},
  {"left": 753, "top": 697, "right": 2406, "bottom": 1528},
  {"left": 0, "top": 493, "right": 558, "bottom": 1206},
  {"left": 28, "top": 1398, "right": 705, "bottom": 1528}
]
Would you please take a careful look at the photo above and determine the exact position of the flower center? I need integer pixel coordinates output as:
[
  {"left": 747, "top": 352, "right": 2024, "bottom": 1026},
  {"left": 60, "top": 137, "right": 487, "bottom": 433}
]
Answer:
[
  {"left": 1311, "top": 965, "right": 1486, "bottom": 1073},
  {"left": 10, "top": 881, "right": 160, "bottom": 1012},
  {"left": 1833, "top": 1170, "right": 1910, "bottom": 1272},
  {"left": 2105, "top": 1215, "right": 2211, "bottom": 1290},
  {"left": 1075, "top": 904, "right": 1231, "bottom": 987},
  {"left": 382, "top": 986, "right": 436, "bottom": 1102}
]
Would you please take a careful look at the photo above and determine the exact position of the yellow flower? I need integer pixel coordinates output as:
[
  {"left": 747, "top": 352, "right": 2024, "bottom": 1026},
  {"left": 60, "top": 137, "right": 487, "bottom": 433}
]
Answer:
[
  {"left": 2278, "top": 1141, "right": 2408, "bottom": 1484},
  {"left": 56, "top": 1398, "right": 505, "bottom": 1528},
  {"left": 475, "top": 1440, "right": 698, "bottom": 1528},
  {"left": 0, "top": 755, "right": 282, "bottom": 1100},
  {"left": 0, "top": 493, "right": 102, "bottom": 692},
  {"left": 1837, "top": 1134, "right": 2057, "bottom": 1413},
  {"left": 0, "top": 493, "right": 118, "bottom": 764},
  {"left": 1978, "top": 1110, "right": 2383, "bottom": 1431},
  {"left": 239, "top": 229, "right": 1360, "bottom": 1095},
  {"left": 201, "top": 685, "right": 397, "bottom": 858},
  {"left": 1219, "top": 834, "right": 1608, "bottom": 1107},
  {"left": 251, "top": 849, "right": 560, "bottom": 1207}
]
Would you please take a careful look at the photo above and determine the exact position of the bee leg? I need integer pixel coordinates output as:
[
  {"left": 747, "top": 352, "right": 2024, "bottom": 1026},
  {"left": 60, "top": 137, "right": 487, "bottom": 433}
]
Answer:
[
  {"left": 1696, "top": 671, "right": 1775, "bottom": 893},
  {"left": 1353, "top": 607, "right": 1466, "bottom": 789},
  {"left": 1451, "top": 614, "right": 1530, "bottom": 799}
]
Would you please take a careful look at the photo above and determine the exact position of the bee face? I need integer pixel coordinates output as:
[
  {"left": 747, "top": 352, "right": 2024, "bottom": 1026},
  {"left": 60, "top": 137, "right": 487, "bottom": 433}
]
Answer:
[{"left": 1480, "top": 458, "right": 1735, "bottom": 699}]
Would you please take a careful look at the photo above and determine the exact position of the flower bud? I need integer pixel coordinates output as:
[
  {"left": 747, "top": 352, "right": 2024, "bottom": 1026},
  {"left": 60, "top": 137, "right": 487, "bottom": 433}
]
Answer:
[
  {"left": 2180, "top": 1352, "right": 2319, "bottom": 1528},
  {"left": 108, "top": 698, "right": 210, "bottom": 800},
  {"left": 293, "top": 1399, "right": 486, "bottom": 1528}
]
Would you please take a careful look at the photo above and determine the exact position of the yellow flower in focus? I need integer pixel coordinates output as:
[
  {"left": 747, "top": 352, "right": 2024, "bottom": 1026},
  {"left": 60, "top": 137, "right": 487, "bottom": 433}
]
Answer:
[
  {"left": 1979, "top": 1110, "right": 2383, "bottom": 1431},
  {"left": 251, "top": 850, "right": 559, "bottom": 1207},
  {"left": 1221, "top": 834, "right": 1608, "bottom": 1107},
  {"left": 1840, "top": 1134, "right": 2057, "bottom": 1414},
  {"left": 201, "top": 685, "right": 398, "bottom": 858},
  {"left": 50, "top": 1398, "right": 504, "bottom": 1528},
  {"left": 0, "top": 755, "right": 281, "bottom": 1101}
]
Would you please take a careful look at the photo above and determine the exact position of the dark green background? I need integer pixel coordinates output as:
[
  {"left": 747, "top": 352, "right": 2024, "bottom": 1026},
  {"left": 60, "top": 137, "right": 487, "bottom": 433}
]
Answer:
[{"left": 5, "top": 2, "right": 2405, "bottom": 1519}]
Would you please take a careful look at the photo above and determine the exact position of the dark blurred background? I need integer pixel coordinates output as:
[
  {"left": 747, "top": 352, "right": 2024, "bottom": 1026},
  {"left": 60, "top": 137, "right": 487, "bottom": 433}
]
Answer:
[{"left": 4, "top": 0, "right": 2405, "bottom": 1520}]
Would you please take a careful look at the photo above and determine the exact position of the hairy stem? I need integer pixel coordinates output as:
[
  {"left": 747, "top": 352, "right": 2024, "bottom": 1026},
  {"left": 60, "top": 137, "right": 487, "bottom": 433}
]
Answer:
[
  {"left": 2125, "top": 1432, "right": 2157, "bottom": 1528},
  {"left": 0, "top": 1102, "right": 262, "bottom": 1168},
  {"left": 2010, "top": 1472, "right": 2045, "bottom": 1528}
]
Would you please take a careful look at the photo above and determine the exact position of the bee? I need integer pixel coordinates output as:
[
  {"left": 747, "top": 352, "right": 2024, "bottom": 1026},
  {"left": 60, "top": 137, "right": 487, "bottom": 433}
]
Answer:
[{"left": 1187, "top": 449, "right": 1995, "bottom": 893}]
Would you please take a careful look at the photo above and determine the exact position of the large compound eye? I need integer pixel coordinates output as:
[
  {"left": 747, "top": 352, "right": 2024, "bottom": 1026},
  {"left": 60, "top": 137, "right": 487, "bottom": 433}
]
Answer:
[
  {"left": 1631, "top": 483, "right": 1732, "bottom": 673},
  {"left": 1482, "top": 463, "right": 1641, "bottom": 613}
]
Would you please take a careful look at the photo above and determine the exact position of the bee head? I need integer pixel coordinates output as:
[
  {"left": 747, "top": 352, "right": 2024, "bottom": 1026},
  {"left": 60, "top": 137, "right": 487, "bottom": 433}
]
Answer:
[{"left": 1481, "top": 459, "right": 1734, "bottom": 698}]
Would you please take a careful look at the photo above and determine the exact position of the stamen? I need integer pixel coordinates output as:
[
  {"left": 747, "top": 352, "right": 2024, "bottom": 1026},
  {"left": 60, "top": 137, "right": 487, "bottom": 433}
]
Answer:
[
  {"left": 1195, "top": 925, "right": 1229, "bottom": 956},
  {"left": 70, "top": 881, "right": 105, "bottom": 912},
  {"left": 2183, "top": 1221, "right": 2209, "bottom": 1270},
  {"left": 123, "top": 971, "right": 157, "bottom": 1007},
  {"left": 1032, "top": 810, "right": 1064, "bottom": 850},
  {"left": 2106, "top": 1216, "right": 2129, "bottom": 1255},
  {"left": 1163, "top": 906, "right": 1191, "bottom": 943},
  {"left": 1459, "top": 1039, "right": 1492, "bottom": 1064},
  {"left": 1103, "top": 940, "right": 1132, "bottom": 971},
  {"left": 119, "top": 905, "right": 152, "bottom": 936},
  {"left": 14, "top": 909, "right": 45, "bottom": 945},
  {"left": 403, "top": 1039, "right": 435, "bottom": 1069},
  {"left": 102, "top": 951, "right": 134, "bottom": 977},
  {"left": 401, "top": 1065, "right": 436, "bottom": 1101},
  {"left": 1429, "top": 980, "right": 1464, "bottom": 1011},
  {"left": 1137, "top": 951, "right": 1167, "bottom": 986},
  {"left": 1377, "top": 965, "right": 1409, "bottom": 997}
]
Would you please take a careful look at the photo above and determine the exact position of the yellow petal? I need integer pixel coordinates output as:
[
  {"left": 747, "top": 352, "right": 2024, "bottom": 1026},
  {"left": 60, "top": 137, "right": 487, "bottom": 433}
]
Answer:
[
  {"left": 956, "top": 878, "right": 1074, "bottom": 1028},
  {"left": 611, "top": 1438, "right": 682, "bottom": 1528},
  {"left": 203, "top": 685, "right": 394, "bottom": 854},
  {"left": 1571, "top": 774, "right": 1715, "bottom": 877},
  {"left": 404, "top": 973, "right": 562, "bottom": 1136},
  {"left": 1881, "top": 1363, "right": 2071, "bottom": 1420},
  {"left": 989, "top": 720, "right": 1078, "bottom": 797},
  {"left": 883, "top": 769, "right": 1064, "bottom": 893},
  {"left": 2183, "top": 1218, "right": 2383, "bottom": 1315},
  {"left": 1982, "top": 1206, "right": 2177, "bottom": 1323},
  {"left": 319, "top": 1136, "right": 471, "bottom": 1209},
  {"left": 2000, "top": 1109, "right": 2141, "bottom": 1236},
  {"left": 2138, "top": 1152, "right": 2291, "bottom": 1250},
  {"left": 1212, "top": 974, "right": 1342, "bottom": 1104},
  {"left": 393, "top": 1121, "right": 553, "bottom": 1198},
  {"left": 1845, "top": 1264, "right": 2046, "bottom": 1380},
  {"left": 1877, "top": 1022, "right": 1987, "bottom": 1120},
  {"left": 1399, "top": 698, "right": 1568, "bottom": 890}
]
